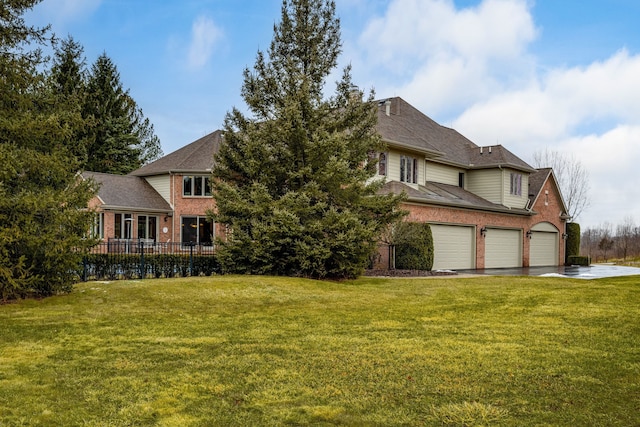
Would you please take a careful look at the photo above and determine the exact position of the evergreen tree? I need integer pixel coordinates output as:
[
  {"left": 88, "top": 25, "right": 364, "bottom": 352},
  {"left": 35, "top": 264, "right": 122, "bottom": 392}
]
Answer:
[
  {"left": 48, "top": 35, "right": 90, "bottom": 163},
  {"left": 211, "top": 0, "right": 405, "bottom": 279},
  {"left": 0, "top": 0, "right": 98, "bottom": 300},
  {"left": 83, "top": 53, "right": 162, "bottom": 174}
]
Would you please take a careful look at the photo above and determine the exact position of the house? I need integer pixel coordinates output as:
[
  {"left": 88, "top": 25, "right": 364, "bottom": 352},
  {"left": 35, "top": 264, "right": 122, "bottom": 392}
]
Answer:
[
  {"left": 374, "top": 97, "right": 570, "bottom": 270},
  {"left": 86, "top": 97, "right": 569, "bottom": 269},
  {"left": 85, "top": 131, "right": 223, "bottom": 248}
]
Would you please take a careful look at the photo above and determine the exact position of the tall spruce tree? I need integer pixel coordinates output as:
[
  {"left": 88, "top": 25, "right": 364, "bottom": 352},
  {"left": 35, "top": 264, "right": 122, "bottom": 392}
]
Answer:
[
  {"left": 83, "top": 53, "right": 162, "bottom": 174},
  {"left": 0, "top": 0, "right": 98, "bottom": 300},
  {"left": 211, "top": 0, "right": 405, "bottom": 279},
  {"left": 48, "top": 35, "right": 90, "bottom": 163}
]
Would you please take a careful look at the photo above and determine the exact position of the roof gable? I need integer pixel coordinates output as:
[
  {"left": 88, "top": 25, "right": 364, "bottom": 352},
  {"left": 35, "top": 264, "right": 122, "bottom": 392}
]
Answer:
[
  {"left": 528, "top": 168, "right": 570, "bottom": 217},
  {"left": 83, "top": 172, "right": 172, "bottom": 213},
  {"left": 130, "top": 130, "right": 223, "bottom": 177},
  {"left": 376, "top": 97, "right": 534, "bottom": 172}
]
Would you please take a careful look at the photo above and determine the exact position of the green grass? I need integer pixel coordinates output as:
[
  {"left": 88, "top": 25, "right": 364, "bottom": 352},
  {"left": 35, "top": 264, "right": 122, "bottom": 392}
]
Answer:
[{"left": 1, "top": 275, "right": 639, "bottom": 426}]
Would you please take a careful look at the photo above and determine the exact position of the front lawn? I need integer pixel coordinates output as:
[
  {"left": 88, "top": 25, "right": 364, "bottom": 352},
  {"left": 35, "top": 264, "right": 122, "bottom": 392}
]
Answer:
[{"left": 1, "top": 275, "right": 638, "bottom": 426}]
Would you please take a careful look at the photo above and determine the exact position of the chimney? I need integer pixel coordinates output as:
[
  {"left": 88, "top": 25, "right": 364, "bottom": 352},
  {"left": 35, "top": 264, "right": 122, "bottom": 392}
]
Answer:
[
  {"left": 489, "top": 146, "right": 492, "bottom": 154},
  {"left": 348, "top": 85, "right": 361, "bottom": 103},
  {"left": 385, "top": 99, "right": 391, "bottom": 116}
]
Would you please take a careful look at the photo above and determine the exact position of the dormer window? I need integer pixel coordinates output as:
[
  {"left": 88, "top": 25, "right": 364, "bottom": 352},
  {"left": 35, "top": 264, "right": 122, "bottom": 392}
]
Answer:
[
  {"left": 378, "top": 153, "right": 387, "bottom": 176},
  {"left": 400, "top": 155, "right": 418, "bottom": 184},
  {"left": 510, "top": 173, "right": 522, "bottom": 196}
]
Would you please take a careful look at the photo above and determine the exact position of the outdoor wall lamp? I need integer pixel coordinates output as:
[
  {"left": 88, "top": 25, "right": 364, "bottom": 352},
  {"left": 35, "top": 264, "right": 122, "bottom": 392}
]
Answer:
[
  {"left": 526, "top": 230, "right": 532, "bottom": 239},
  {"left": 562, "top": 233, "right": 568, "bottom": 239},
  {"left": 480, "top": 227, "right": 487, "bottom": 237}
]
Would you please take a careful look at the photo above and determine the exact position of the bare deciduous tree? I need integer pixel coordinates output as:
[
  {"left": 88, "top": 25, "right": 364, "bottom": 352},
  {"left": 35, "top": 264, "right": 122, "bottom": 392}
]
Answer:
[
  {"left": 615, "top": 216, "right": 636, "bottom": 261},
  {"left": 532, "top": 148, "right": 590, "bottom": 221}
]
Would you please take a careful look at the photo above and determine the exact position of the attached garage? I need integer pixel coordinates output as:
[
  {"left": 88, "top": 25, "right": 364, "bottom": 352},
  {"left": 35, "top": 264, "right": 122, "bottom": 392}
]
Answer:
[
  {"left": 485, "top": 228, "right": 522, "bottom": 269},
  {"left": 529, "top": 222, "right": 559, "bottom": 266},
  {"left": 430, "top": 224, "right": 475, "bottom": 270}
]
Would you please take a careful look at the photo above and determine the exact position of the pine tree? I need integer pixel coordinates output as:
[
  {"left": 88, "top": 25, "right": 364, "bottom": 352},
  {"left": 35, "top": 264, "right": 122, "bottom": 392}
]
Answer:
[
  {"left": 211, "top": 0, "right": 405, "bottom": 279},
  {"left": 83, "top": 53, "right": 162, "bottom": 174},
  {"left": 48, "top": 35, "right": 90, "bottom": 163},
  {"left": 0, "top": 0, "right": 98, "bottom": 300}
]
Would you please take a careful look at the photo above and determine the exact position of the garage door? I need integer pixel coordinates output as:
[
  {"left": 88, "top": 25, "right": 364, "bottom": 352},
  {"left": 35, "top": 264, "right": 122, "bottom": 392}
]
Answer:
[
  {"left": 530, "top": 222, "right": 559, "bottom": 266},
  {"left": 485, "top": 228, "right": 521, "bottom": 269},
  {"left": 430, "top": 224, "right": 475, "bottom": 270}
]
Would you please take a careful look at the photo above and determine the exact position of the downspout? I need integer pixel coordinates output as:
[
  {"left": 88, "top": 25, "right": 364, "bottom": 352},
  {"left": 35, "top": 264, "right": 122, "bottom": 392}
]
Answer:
[{"left": 171, "top": 172, "right": 177, "bottom": 244}]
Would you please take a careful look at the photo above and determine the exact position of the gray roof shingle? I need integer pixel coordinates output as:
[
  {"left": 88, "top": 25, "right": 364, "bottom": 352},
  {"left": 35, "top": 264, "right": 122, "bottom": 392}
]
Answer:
[
  {"left": 83, "top": 172, "right": 172, "bottom": 213},
  {"left": 378, "top": 180, "right": 532, "bottom": 215},
  {"left": 129, "top": 130, "right": 223, "bottom": 177},
  {"left": 376, "top": 97, "right": 535, "bottom": 172}
]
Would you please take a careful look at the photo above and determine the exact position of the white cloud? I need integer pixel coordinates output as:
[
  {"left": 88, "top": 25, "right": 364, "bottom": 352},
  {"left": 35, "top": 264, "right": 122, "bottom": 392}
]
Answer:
[
  {"left": 356, "top": 0, "right": 537, "bottom": 115},
  {"left": 187, "top": 15, "right": 223, "bottom": 70},
  {"left": 34, "top": 0, "right": 102, "bottom": 25},
  {"left": 560, "top": 126, "right": 640, "bottom": 225},
  {"left": 351, "top": 0, "right": 640, "bottom": 226},
  {"left": 453, "top": 49, "right": 640, "bottom": 147}
]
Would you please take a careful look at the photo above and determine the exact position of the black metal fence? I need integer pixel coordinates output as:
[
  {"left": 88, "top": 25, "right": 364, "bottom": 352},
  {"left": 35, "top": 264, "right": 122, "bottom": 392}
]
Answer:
[{"left": 81, "top": 241, "right": 220, "bottom": 281}]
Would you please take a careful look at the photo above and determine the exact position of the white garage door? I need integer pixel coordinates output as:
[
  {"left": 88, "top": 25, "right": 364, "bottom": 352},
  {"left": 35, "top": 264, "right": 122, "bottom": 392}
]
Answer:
[
  {"left": 430, "top": 224, "right": 475, "bottom": 270},
  {"left": 485, "top": 228, "right": 522, "bottom": 269},
  {"left": 530, "top": 222, "right": 559, "bottom": 266}
]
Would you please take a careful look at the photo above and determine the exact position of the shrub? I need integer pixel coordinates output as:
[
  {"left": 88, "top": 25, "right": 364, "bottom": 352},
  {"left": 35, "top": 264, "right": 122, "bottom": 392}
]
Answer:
[
  {"left": 566, "top": 222, "right": 581, "bottom": 264},
  {"left": 568, "top": 255, "right": 590, "bottom": 266},
  {"left": 393, "top": 222, "right": 434, "bottom": 271}
]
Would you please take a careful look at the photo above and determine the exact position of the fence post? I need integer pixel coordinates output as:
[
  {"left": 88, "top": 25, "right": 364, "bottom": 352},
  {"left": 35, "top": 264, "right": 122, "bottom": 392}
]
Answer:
[
  {"left": 139, "top": 240, "right": 145, "bottom": 279},
  {"left": 389, "top": 244, "right": 396, "bottom": 270},
  {"left": 189, "top": 242, "right": 194, "bottom": 276},
  {"left": 82, "top": 256, "right": 88, "bottom": 282}
]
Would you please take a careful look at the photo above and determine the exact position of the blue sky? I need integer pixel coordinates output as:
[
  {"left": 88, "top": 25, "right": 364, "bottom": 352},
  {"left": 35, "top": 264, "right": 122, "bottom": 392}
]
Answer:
[{"left": 27, "top": 0, "right": 640, "bottom": 228}]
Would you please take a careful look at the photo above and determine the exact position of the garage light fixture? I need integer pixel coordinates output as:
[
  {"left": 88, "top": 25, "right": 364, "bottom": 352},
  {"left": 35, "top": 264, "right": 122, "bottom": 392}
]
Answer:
[
  {"left": 480, "top": 227, "right": 487, "bottom": 237},
  {"left": 526, "top": 230, "right": 532, "bottom": 239}
]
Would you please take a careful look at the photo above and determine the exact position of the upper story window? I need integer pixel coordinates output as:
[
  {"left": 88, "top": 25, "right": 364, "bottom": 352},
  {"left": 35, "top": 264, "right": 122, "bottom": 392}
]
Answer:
[
  {"left": 510, "top": 173, "right": 522, "bottom": 196},
  {"left": 400, "top": 155, "right": 418, "bottom": 184},
  {"left": 378, "top": 153, "right": 387, "bottom": 176},
  {"left": 183, "top": 175, "right": 211, "bottom": 197}
]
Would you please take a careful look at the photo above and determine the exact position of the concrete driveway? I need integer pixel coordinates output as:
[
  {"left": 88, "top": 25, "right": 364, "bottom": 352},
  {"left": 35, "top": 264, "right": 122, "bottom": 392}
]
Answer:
[{"left": 456, "top": 264, "right": 640, "bottom": 279}]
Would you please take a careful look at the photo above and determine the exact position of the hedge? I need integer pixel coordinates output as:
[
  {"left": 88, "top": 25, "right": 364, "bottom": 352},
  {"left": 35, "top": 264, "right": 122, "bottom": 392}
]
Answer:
[
  {"left": 565, "top": 222, "right": 581, "bottom": 264},
  {"left": 567, "top": 255, "right": 590, "bottom": 266},
  {"left": 81, "top": 253, "right": 221, "bottom": 281},
  {"left": 394, "top": 222, "right": 434, "bottom": 271}
]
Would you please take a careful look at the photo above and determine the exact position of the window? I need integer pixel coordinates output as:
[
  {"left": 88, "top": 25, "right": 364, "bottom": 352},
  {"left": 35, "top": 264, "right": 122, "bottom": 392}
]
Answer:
[
  {"left": 458, "top": 172, "right": 465, "bottom": 188},
  {"left": 91, "top": 213, "right": 104, "bottom": 239},
  {"left": 510, "top": 173, "right": 522, "bottom": 196},
  {"left": 183, "top": 176, "right": 211, "bottom": 197},
  {"left": 378, "top": 153, "right": 387, "bottom": 176},
  {"left": 181, "top": 216, "right": 214, "bottom": 246},
  {"left": 114, "top": 213, "right": 134, "bottom": 239},
  {"left": 137, "top": 215, "right": 158, "bottom": 241},
  {"left": 400, "top": 155, "right": 418, "bottom": 184}
]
